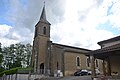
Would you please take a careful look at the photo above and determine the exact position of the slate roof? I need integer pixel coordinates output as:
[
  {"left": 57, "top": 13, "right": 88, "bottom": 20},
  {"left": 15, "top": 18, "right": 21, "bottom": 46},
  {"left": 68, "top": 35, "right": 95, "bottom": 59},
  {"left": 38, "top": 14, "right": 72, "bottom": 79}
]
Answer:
[
  {"left": 39, "top": 4, "right": 51, "bottom": 25},
  {"left": 91, "top": 43, "right": 120, "bottom": 54},
  {"left": 98, "top": 36, "right": 120, "bottom": 45},
  {"left": 52, "top": 43, "right": 91, "bottom": 52}
]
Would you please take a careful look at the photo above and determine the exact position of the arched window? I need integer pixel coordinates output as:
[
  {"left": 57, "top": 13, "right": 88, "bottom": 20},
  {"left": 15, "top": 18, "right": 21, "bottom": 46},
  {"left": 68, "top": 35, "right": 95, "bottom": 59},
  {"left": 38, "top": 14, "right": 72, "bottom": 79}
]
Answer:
[
  {"left": 40, "top": 63, "right": 44, "bottom": 74},
  {"left": 86, "top": 56, "right": 90, "bottom": 67},
  {"left": 76, "top": 56, "right": 80, "bottom": 67},
  {"left": 95, "top": 59, "right": 98, "bottom": 67},
  {"left": 43, "top": 27, "right": 46, "bottom": 35}
]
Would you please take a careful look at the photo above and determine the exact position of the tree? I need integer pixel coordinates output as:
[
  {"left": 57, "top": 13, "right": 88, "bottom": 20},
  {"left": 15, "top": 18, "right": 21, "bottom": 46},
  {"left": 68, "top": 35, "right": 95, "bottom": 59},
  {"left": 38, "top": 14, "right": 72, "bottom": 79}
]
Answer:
[
  {"left": 0, "top": 43, "right": 4, "bottom": 72},
  {"left": 0, "top": 54, "right": 3, "bottom": 64},
  {"left": 2, "top": 46, "right": 15, "bottom": 69},
  {"left": 0, "top": 43, "right": 2, "bottom": 52},
  {"left": 14, "top": 43, "right": 25, "bottom": 68},
  {"left": 0, "top": 52, "right": 4, "bottom": 72},
  {"left": 2, "top": 43, "right": 32, "bottom": 69},
  {"left": 0, "top": 43, "right": 3, "bottom": 64},
  {"left": 25, "top": 44, "right": 32, "bottom": 67}
]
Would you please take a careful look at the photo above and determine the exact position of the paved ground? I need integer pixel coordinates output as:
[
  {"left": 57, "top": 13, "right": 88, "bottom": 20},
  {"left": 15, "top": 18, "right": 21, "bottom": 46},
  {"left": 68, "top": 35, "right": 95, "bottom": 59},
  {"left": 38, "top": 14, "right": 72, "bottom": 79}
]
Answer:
[
  {"left": 2, "top": 74, "right": 120, "bottom": 80},
  {"left": 39, "top": 76, "right": 92, "bottom": 80},
  {"left": 39, "top": 76, "right": 120, "bottom": 80},
  {"left": 59, "top": 76, "right": 92, "bottom": 80}
]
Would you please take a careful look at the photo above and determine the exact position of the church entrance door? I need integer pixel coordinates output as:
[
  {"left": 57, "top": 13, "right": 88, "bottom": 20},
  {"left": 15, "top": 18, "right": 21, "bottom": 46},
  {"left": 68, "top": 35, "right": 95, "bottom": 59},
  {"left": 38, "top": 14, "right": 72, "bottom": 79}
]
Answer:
[{"left": 40, "top": 63, "right": 44, "bottom": 74}]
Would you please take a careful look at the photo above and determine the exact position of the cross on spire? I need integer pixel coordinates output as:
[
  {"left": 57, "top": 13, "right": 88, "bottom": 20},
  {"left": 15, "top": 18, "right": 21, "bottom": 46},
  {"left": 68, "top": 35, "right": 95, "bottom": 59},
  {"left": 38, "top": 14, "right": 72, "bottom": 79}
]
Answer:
[{"left": 44, "top": 1, "right": 45, "bottom": 6}]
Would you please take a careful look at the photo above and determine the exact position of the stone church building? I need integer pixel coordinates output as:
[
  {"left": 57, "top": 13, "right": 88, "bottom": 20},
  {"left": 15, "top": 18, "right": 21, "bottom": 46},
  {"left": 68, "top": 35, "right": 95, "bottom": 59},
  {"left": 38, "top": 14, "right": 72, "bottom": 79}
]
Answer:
[{"left": 31, "top": 5, "right": 102, "bottom": 76}]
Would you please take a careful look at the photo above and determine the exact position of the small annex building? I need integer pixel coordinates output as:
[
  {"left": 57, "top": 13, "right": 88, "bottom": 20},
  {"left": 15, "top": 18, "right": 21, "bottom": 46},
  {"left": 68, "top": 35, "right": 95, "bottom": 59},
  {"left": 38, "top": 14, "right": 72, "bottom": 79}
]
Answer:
[{"left": 91, "top": 35, "right": 120, "bottom": 78}]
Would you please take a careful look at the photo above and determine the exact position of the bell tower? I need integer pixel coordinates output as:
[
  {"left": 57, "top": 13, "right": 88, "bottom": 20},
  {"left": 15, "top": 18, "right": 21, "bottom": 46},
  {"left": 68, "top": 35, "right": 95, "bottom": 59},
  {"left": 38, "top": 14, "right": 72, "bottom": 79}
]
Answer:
[
  {"left": 32, "top": 4, "right": 51, "bottom": 74},
  {"left": 34, "top": 4, "right": 50, "bottom": 38}
]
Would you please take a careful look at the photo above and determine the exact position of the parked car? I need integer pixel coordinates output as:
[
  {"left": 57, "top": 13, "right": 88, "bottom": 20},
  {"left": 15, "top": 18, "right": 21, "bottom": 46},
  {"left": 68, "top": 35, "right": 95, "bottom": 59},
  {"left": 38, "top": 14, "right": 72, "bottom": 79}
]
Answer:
[
  {"left": 74, "top": 70, "right": 88, "bottom": 76},
  {"left": 88, "top": 70, "right": 92, "bottom": 75},
  {"left": 84, "top": 69, "right": 101, "bottom": 75},
  {"left": 74, "top": 69, "right": 101, "bottom": 76}
]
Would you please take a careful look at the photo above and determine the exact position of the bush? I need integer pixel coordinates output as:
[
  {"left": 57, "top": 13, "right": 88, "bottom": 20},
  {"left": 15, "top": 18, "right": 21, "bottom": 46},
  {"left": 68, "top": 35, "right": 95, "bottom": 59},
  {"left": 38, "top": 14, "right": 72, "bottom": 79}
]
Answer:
[
  {"left": 0, "top": 67, "right": 33, "bottom": 77},
  {"left": 0, "top": 67, "right": 20, "bottom": 77},
  {"left": 17, "top": 67, "right": 33, "bottom": 74},
  {"left": 0, "top": 66, "right": 5, "bottom": 72}
]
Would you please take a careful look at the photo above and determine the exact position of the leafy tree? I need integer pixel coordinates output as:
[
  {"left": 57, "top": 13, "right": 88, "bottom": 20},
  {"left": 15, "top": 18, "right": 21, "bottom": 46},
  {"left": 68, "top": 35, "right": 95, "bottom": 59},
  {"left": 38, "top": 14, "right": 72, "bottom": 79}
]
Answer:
[
  {"left": 2, "top": 43, "right": 32, "bottom": 69},
  {"left": 2, "top": 46, "right": 15, "bottom": 69},
  {"left": 0, "top": 43, "right": 2, "bottom": 52},
  {"left": 25, "top": 44, "right": 32, "bottom": 67},
  {"left": 0, "top": 54, "right": 3, "bottom": 64},
  {"left": 0, "top": 66, "right": 4, "bottom": 72},
  {"left": 0, "top": 43, "right": 4, "bottom": 72}
]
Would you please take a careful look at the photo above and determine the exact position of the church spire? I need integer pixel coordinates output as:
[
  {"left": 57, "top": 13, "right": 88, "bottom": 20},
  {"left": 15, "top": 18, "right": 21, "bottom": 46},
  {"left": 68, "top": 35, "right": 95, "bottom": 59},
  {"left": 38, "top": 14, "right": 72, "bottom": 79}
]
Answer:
[{"left": 40, "top": 2, "right": 46, "bottom": 21}]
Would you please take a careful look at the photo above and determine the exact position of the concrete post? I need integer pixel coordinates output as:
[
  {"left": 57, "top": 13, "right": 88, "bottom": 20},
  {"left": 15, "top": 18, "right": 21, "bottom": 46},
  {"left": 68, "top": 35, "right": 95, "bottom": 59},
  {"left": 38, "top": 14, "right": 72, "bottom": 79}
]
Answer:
[
  {"left": 15, "top": 73, "right": 17, "bottom": 80},
  {"left": 61, "top": 49, "right": 65, "bottom": 76},
  {"left": 107, "top": 57, "right": 111, "bottom": 76},
  {"left": 103, "top": 60, "right": 106, "bottom": 76},
  {"left": 91, "top": 55, "right": 96, "bottom": 79}
]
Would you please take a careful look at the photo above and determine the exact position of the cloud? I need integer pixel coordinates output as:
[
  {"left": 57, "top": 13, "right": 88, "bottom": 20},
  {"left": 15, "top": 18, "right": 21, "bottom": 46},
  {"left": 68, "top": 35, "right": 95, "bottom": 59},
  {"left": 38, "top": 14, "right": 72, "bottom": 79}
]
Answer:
[
  {"left": 51, "top": 18, "right": 114, "bottom": 50},
  {"left": 50, "top": 0, "right": 116, "bottom": 50},
  {"left": 0, "top": 24, "right": 11, "bottom": 37},
  {"left": 0, "top": 24, "right": 33, "bottom": 47},
  {"left": 0, "top": 24, "right": 18, "bottom": 47},
  {"left": 1, "top": 0, "right": 66, "bottom": 47},
  {"left": 108, "top": 1, "right": 120, "bottom": 29},
  {"left": 1, "top": 0, "right": 120, "bottom": 50},
  {"left": 4, "top": 0, "right": 66, "bottom": 40},
  {"left": 6, "top": 0, "right": 66, "bottom": 30}
]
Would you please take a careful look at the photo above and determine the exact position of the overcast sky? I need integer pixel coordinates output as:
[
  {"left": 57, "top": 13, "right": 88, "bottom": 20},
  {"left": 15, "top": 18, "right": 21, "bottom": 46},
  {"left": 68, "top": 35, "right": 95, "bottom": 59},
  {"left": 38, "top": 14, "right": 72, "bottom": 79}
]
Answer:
[{"left": 0, "top": 0, "right": 120, "bottom": 50}]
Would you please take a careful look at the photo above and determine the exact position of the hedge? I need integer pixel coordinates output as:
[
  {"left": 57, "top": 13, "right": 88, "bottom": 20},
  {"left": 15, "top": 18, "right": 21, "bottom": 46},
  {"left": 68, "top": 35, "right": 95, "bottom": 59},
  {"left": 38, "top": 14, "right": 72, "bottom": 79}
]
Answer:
[
  {"left": 17, "top": 67, "right": 33, "bottom": 74},
  {"left": 0, "top": 67, "right": 33, "bottom": 77}
]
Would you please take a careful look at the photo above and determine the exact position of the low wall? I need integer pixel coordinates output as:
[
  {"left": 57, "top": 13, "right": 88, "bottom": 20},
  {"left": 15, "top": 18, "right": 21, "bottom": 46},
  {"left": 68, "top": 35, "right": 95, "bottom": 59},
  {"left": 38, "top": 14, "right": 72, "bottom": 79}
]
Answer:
[{"left": 0, "top": 74, "right": 45, "bottom": 80}]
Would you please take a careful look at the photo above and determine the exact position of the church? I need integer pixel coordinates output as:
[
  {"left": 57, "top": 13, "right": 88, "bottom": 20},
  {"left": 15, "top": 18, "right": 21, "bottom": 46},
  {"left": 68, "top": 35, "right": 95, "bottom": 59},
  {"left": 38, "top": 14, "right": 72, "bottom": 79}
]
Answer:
[{"left": 31, "top": 5, "right": 102, "bottom": 76}]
